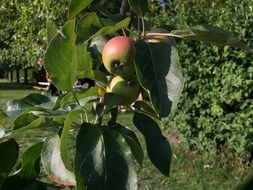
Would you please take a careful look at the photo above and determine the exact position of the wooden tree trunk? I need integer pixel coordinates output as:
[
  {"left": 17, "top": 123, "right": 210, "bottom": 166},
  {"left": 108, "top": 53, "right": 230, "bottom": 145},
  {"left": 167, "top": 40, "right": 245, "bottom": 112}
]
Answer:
[
  {"left": 10, "top": 71, "right": 13, "bottom": 81},
  {"left": 24, "top": 68, "right": 28, "bottom": 84},
  {"left": 16, "top": 68, "right": 20, "bottom": 83}
]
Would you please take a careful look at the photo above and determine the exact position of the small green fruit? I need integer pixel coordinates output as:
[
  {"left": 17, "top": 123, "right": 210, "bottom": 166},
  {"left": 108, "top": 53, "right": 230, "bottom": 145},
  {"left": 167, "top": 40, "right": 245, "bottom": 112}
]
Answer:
[{"left": 107, "top": 76, "right": 140, "bottom": 105}]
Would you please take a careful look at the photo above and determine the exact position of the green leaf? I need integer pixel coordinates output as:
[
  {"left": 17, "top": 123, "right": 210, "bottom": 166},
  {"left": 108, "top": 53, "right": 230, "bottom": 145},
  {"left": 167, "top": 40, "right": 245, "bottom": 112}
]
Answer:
[
  {"left": 0, "top": 139, "right": 19, "bottom": 184},
  {"left": 132, "top": 100, "right": 159, "bottom": 119},
  {"left": 43, "top": 0, "right": 50, "bottom": 8},
  {"left": 113, "top": 124, "right": 144, "bottom": 167},
  {"left": 104, "top": 93, "right": 126, "bottom": 108},
  {"left": 60, "top": 110, "right": 82, "bottom": 171},
  {"left": 68, "top": 0, "right": 94, "bottom": 19},
  {"left": 13, "top": 116, "right": 60, "bottom": 132},
  {"left": 14, "top": 113, "right": 39, "bottom": 130},
  {"left": 44, "top": 19, "right": 77, "bottom": 91},
  {"left": 5, "top": 93, "right": 51, "bottom": 117},
  {"left": 52, "top": 94, "right": 65, "bottom": 110},
  {"left": 135, "top": 39, "right": 183, "bottom": 117},
  {"left": 88, "top": 17, "right": 131, "bottom": 41},
  {"left": 18, "top": 142, "right": 43, "bottom": 179},
  {"left": 133, "top": 113, "right": 171, "bottom": 176},
  {"left": 75, "top": 123, "right": 137, "bottom": 190},
  {"left": 0, "top": 125, "right": 6, "bottom": 138},
  {"left": 46, "top": 20, "right": 57, "bottom": 44},
  {"left": 170, "top": 25, "right": 253, "bottom": 54},
  {"left": 60, "top": 88, "right": 97, "bottom": 108},
  {"left": 76, "top": 44, "right": 94, "bottom": 79},
  {"left": 92, "top": 70, "right": 108, "bottom": 88},
  {"left": 41, "top": 134, "right": 76, "bottom": 186},
  {"left": 77, "top": 12, "right": 102, "bottom": 43},
  {"left": 128, "top": 0, "right": 148, "bottom": 16}
]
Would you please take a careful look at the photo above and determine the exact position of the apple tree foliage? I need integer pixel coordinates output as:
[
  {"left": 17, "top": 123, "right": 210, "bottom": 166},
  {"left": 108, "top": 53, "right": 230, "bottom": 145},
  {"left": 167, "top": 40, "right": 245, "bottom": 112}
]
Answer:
[
  {"left": 0, "top": 0, "right": 252, "bottom": 189},
  {"left": 0, "top": 0, "right": 69, "bottom": 79}
]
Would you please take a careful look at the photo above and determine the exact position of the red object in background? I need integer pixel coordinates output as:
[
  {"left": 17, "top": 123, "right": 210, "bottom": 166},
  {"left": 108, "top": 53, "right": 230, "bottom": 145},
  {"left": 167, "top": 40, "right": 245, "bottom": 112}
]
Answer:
[
  {"left": 37, "top": 58, "right": 44, "bottom": 65},
  {"left": 45, "top": 72, "right": 52, "bottom": 83}
]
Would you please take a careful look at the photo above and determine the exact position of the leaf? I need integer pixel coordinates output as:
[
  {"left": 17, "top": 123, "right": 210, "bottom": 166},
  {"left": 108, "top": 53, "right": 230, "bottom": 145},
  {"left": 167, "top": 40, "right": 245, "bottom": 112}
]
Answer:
[
  {"left": 44, "top": 19, "right": 77, "bottom": 91},
  {"left": 88, "top": 17, "right": 131, "bottom": 41},
  {"left": 68, "top": 0, "right": 94, "bottom": 19},
  {"left": 92, "top": 70, "right": 108, "bottom": 88},
  {"left": 46, "top": 20, "right": 57, "bottom": 44},
  {"left": 134, "top": 39, "right": 183, "bottom": 117},
  {"left": 18, "top": 142, "right": 43, "bottom": 179},
  {"left": 0, "top": 139, "right": 19, "bottom": 184},
  {"left": 169, "top": 25, "right": 253, "bottom": 54},
  {"left": 5, "top": 93, "right": 51, "bottom": 117},
  {"left": 0, "top": 175, "right": 47, "bottom": 190},
  {"left": 128, "top": 0, "right": 148, "bottom": 16},
  {"left": 41, "top": 134, "right": 76, "bottom": 186},
  {"left": 75, "top": 123, "right": 137, "bottom": 190},
  {"left": 132, "top": 100, "right": 160, "bottom": 119},
  {"left": 76, "top": 44, "right": 94, "bottom": 79},
  {"left": 60, "top": 88, "right": 97, "bottom": 108},
  {"left": 60, "top": 110, "right": 82, "bottom": 172},
  {"left": 0, "top": 125, "right": 6, "bottom": 138},
  {"left": 104, "top": 93, "right": 126, "bottom": 108},
  {"left": 113, "top": 124, "right": 144, "bottom": 167},
  {"left": 13, "top": 116, "right": 60, "bottom": 132},
  {"left": 44, "top": 0, "right": 51, "bottom": 8},
  {"left": 133, "top": 113, "right": 171, "bottom": 176},
  {"left": 14, "top": 113, "right": 39, "bottom": 130},
  {"left": 76, "top": 12, "right": 102, "bottom": 43}
]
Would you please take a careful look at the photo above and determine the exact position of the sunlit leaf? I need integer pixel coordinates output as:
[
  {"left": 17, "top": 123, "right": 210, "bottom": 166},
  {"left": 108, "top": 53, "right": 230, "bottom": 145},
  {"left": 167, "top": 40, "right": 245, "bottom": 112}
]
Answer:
[
  {"left": 76, "top": 44, "right": 94, "bottom": 79},
  {"left": 5, "top": 93, "right": 51, "bottom": 117},
  {"left": 88, "top": 17, "right": 131, "bottom": 41},
  {"left": 41, "top": 134, "right": 76, "bottom": 186},
  {"left": 46, "top": 20, "right": 57, "bottom": 44},
  {"left": 60, "top": 88, "right": 97, "bottom": 108},
  {"left": 44, "top": 19, "right": 77, "bottom": 91},
  {"left": 14, "top": 113, "right": 39, "bottom": 130}
]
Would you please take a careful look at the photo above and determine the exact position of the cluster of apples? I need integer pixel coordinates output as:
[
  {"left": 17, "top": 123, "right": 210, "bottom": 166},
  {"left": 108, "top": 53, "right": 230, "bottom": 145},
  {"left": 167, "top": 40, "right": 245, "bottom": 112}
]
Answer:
[{"left": 101, "top": 36, "right": 141, "bottom": 105}]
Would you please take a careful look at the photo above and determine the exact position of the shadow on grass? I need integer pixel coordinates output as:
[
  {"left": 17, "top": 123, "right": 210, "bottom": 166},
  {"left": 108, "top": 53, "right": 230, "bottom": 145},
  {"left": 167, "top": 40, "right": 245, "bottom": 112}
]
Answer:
[{"left": 0, "top": 82, "right": 35, "bottom": 90}]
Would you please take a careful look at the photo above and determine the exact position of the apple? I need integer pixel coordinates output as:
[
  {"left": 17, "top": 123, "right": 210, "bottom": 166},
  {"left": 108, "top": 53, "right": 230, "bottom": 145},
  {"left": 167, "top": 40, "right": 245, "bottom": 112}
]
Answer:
[
  {"left": 102, "top": 36, "right": 136, "bottom": 77},
  {"left": 107, "top": 76, "right": 140, "bottom": 105}
]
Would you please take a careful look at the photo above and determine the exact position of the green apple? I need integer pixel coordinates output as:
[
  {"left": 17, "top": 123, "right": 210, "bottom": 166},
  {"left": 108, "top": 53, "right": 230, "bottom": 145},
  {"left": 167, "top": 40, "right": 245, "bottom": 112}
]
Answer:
[
  {"left": 107, "top": 76, "right": 140, "bottom": 105},
  {"left": 102, "top": 36, "right": 136, "bottom": 77}
]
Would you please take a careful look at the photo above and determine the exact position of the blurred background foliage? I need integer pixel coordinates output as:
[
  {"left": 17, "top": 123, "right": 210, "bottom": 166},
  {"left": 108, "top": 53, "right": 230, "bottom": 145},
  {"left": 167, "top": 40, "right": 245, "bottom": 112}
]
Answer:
[{"left": 150, "top": 0, "right": 253, "bottom": 163}]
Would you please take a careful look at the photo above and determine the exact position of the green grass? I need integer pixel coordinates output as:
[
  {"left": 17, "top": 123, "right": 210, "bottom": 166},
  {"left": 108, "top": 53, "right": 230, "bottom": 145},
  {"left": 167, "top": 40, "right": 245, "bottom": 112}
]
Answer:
[{"left": 0, "top": 80, "right": 252, "bottom": 190}]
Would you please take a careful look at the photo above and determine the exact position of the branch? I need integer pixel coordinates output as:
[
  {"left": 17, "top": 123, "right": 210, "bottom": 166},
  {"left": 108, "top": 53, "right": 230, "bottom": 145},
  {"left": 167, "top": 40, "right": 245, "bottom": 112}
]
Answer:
[{"left": 120, "top": 0, "right": 129, "bottom": 17}]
